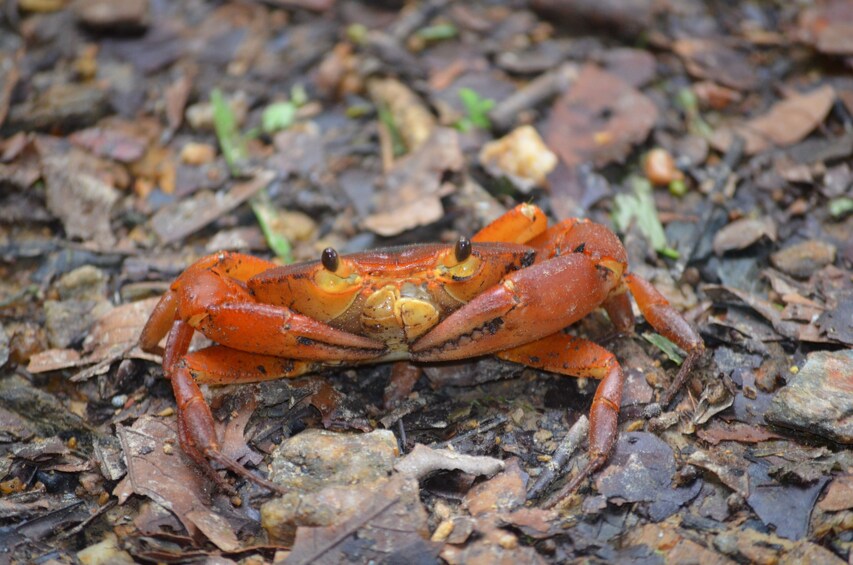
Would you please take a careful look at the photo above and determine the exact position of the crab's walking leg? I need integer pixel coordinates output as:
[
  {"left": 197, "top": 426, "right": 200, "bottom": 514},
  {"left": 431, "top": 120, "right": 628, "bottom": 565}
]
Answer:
[
  {"left": 471, "top": 203, "right": 548, "bottom": 244},
  {"left": 624, "top": 274, "right": 705, "bottom": 406},
  {"left": 497, "top": 333, "right": 623, "bottom": 505},
  {"left": 140, "top": 252, "right": 279, "bottom": 354},
  {"left": 163, "top": 320, "right": 319, "bottom": 493}
]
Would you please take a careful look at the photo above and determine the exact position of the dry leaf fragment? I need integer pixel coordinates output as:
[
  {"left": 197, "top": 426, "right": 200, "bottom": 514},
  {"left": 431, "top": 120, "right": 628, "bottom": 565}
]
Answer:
[
  {"left": 363, "top": 128, "right": 463, "bottom": 236},
  {"left": 818, "top": 475, "right": 853, "bottom": 512},
  {"left": 712, "top": 217, "right": 777, "bottom": 255},
  {"left": 41, "top": 153, "right": 120, "bottom": 246},
  {"left": 673, "top": 38, "right": 758, "bottom": 90},
  {"left": 151, "top": 169, "right": 274, "bottom": 243},
  {"left": 711, "top": 85, "right": 836, "bottom": 155},
  {"left": 547, "top": 64, "right": 658, "bottom": 168},
  {"left": 114, "top": 417, "right": 220, "bottom": 540}
]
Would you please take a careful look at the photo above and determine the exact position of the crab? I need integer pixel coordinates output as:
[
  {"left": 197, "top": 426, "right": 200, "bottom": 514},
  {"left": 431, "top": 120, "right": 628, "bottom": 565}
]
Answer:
[{"left": 140, "top": 203, "right": 704, "bottom": 501}]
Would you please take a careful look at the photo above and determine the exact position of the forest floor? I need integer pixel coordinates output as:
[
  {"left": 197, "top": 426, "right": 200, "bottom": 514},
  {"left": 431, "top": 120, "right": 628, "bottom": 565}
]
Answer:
[{"left": 1, "top": 0, "right": 852, "bottom": 563}]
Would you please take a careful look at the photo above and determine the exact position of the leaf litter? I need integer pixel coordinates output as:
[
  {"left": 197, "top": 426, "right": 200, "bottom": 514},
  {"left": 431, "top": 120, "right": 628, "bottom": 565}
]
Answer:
[{"left": 1, "top": 0, "right": 852, "bottom": 563}]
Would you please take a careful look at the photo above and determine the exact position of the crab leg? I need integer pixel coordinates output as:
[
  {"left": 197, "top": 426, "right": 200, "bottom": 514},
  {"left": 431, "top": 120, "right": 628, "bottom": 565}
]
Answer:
[
  {"left": 496, "top": 333, "right": 623, "bottom": 504},
  {"left": 141, "top": 252, "right": 278, "bottom": 353},
  {"left": 412, "top": 253, "right": 618, "bottom": 361},
  {"left": 624, "top": 273, "right": 705, "bottom": 405},
  {"left": 472, "top": 203, "right": 548, "bottom": 244},
  {"left": 163, "top": 320, "right": 317, "bottom": 493}
]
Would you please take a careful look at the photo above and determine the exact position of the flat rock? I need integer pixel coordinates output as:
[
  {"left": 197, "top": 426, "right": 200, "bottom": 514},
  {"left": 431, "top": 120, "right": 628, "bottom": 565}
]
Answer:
[
  {"left": 764, "top": 350, "right": 853, "bottom": 444},
  {"left": 261, "top": 429, "right": 400, "bottom": 543}
]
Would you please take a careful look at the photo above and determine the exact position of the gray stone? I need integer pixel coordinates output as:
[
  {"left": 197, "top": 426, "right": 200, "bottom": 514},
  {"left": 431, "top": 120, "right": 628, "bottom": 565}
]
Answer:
[{"left": 765, "top": 350, "right": 853, "bottom": 444}]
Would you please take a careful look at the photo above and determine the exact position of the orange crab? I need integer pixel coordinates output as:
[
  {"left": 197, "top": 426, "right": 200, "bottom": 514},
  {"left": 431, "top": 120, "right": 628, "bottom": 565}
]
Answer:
[{"left": 140, "top": 203, "right": 704, "bottom": 499}]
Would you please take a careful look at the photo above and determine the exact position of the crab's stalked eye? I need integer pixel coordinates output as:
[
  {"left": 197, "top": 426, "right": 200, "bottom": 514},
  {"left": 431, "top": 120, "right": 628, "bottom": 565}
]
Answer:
[
  {"left": 321, "top": 247, "right": 339, "bottom": 272},
  {"left": 454, "top": 236, "right": 472, "bottom": 263}
]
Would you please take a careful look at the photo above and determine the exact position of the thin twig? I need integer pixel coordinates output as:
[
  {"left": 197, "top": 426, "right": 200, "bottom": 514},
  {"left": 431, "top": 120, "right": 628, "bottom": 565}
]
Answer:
[
  {"left": 527, "top": 415, "right": 589, "bottom": 501},
  {"left": 429, "top": 414, "right": 507, "bottom": 450}
]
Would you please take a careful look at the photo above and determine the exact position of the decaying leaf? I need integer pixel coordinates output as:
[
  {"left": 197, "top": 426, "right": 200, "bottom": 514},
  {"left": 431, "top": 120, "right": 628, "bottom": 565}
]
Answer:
[
  {"left": 363, "top": 127, "right": 463, "bottom": 236},
  {"left": 696, "top": 421, "right": 781, "bottom": 446},
  {"left": 463, "top": 459, "right": 527, "bottom": 517},
  {"left": 26, "top": 297, "right": 160, "bottom": 378},
  {"left": 547, "top": 64, "right": 658, "bottom": 168},
  {"left": 797, "top": 0, "right": 853, "bottom": 56},
  {"left": 151, "top": 169, "right": 275, "bottom": 243},
  {"left": 113, "top": 416, "right": 241, "bottom": 551},
  {"left": 818, "top": 475, "right": 853, "bottom": 512},
  {"left": 745, "top": 461, "right": 829, "bottom": 540},
  {"left": 672, "top": 38, "right": 758, "bottom": 90},
  {"left": 41, "top": 153, "right": 120, "bottom": 246},
  {"left": 596, "top": 432, "right": 701, "bottom": 522},
  {"left": 711, "top": 85, "right": 836, "bottom": 155},
  {"left": 712, "top": 217, "right": 777, "bottom": 255}
]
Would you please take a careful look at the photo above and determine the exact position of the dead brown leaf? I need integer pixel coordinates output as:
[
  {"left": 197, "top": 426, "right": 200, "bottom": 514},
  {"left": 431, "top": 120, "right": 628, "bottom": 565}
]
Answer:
[
  {"left": 688, "top": 443, "right": 751, "bottom": 498},
  {"left": 27, "top": 297, "right": 161, "bottom": 379},
  {"left": 113, "top": 416, "right": 240, "bottom": 550},
  {"left": 463, "top": 459, "right": 526, "bottom": 517},
  {"left": 547, "top": 64, "right": 658, "bottom": 168},
  {"left": 696, "top": 420, "right": 781, "bottom": 446},
  {"left": 40, "top": 152, "right": 120, "bottom": 247},
  {"left": 26, "top": 348, "right": 82, "bottom": 374},
  {"left": 712, "top": 217, "right": 777, "bottom": 255},
  {"left": 151, "top": 169, "right": 274, "bottom": 243},
  {"left": 69, "top": 117, "right": 160, "bottom": 163},
  {"left": 818, "top": 475, "right": 853, "bottom": 512},
  {"left": 184, "top": 509, "right": 241, "bottom": 552},
  {"left": 797, "top": 0, "right": 853, "bottom": 56},
  {"left": 363, "top": 127, "right": 462, "bottom": 237},
  {"left": 711, "top": 85, "right": 836, "bottom": 155},
  {"left": 673, "top": 38, "right": 759, "bottom": 90},
  {"left": 0, "top": 49, "right": 22, "bottom": 129}
]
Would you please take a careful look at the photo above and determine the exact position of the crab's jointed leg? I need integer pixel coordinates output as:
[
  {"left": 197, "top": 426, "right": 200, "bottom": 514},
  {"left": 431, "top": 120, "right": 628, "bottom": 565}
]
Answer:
[
  {"left": 471, "top": 203, "right": 548, "bottom": 244},
  {"left": 163, "top": 319, "right": 323, "bottom": 493},
  {"left": 496, "top": 333, "right": 623, "bottom": 505},
  {"left": 139, "top": 252, "right": 386, "bottom": 490},
  {"left": 624, "top": 273, "right": 705, "bottom": 405}
]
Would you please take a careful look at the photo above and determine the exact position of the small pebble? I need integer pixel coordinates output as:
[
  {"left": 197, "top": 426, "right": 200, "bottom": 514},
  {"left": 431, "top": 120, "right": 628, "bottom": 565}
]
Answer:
[
  {"left": 431, "top": 519, "right": 454, "bottom": 542},
  {"left": 644, "top": 148, "right": 683, "bottom": 186},
  {"left": 180, "top": 142, "right": 216, "bottom": 165}
]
